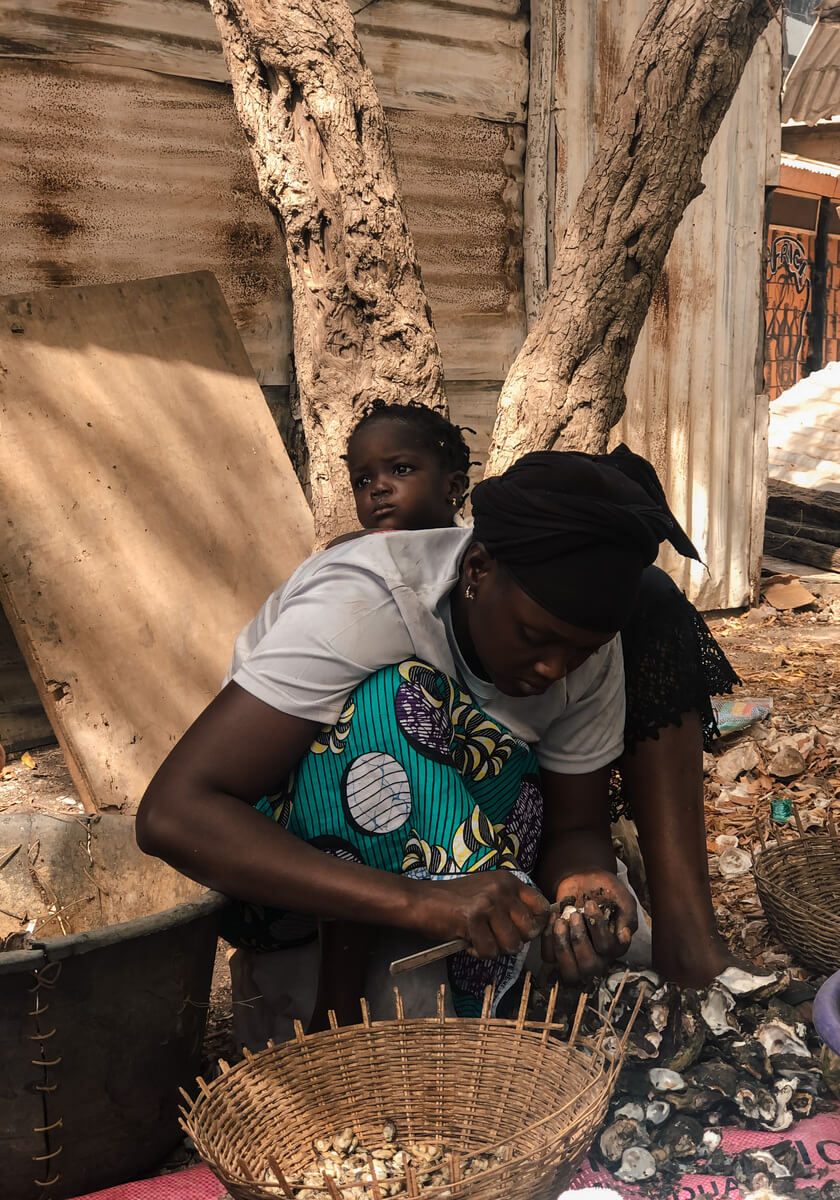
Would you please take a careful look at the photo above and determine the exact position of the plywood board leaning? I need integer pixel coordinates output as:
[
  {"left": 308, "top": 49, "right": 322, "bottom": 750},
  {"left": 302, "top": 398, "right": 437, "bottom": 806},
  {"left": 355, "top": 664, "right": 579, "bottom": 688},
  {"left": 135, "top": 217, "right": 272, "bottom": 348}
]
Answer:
[{"left": 0, "top": 271, "right": 314, "bottom": 813}]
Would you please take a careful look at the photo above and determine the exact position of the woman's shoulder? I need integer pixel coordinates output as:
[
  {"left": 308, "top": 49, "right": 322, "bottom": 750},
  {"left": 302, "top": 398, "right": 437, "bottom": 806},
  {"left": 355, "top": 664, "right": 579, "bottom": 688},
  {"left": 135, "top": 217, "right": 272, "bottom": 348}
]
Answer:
[{"left": 310, "top": 525, "right": 471, "bottom": 583}]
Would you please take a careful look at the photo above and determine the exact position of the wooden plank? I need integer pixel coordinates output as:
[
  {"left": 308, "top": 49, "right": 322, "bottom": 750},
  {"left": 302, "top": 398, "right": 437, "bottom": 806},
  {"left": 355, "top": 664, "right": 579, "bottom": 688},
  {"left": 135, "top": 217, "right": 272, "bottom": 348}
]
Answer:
[
  {"left": 764, "top": 530, "right": 840, "bottom": 573},
  {"left": 767, "top": 476, "right": 840, "bottom": 524},
  {"left": 0, "top": 272, "right": 313, "bottom": 813},
  {"left": 765, "top": 514, "right": 840, "bottom": 550}
]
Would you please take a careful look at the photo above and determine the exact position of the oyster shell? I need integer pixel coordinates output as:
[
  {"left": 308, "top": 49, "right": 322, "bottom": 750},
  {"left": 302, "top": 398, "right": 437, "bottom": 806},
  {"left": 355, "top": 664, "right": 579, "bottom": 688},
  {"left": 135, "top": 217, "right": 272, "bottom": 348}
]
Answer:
[
  {"left": 755, "top": 1019, "right": 810, "bottom": 1059},
  {"left": 657, "top": 1114, "right": 706, "bottom": 1160},
  {"left": 645, "top": 1099, "right": 672, "bottom": 1125},
  {"left": 791, "top": 1090, "right": 815, "bottom": 1118},
  {"left": 598, "top": 1118, "right": 650, "bottom": 1164},
  {"left": 729, "top": 1038, "right": 772, "bottom": 1081},
  {"left": 772, "top": 1049, "right": 818, "bottom": 1075},
  {"left": 687, "top": 1060, "right": 739, "bottom": 1095},
  {"left": 658, "top": 987, "right": 705, "bottom": 1072},
  {"left": 705, "top": 1147, "right": 733, "bottom": 1175},
  {"left": 334, "top": 1127, "right": 358, "bottom": 1155},
  {"left": 701, "top": 984, "right": 738, "bottom": 1036},
  {"left": 649, "top": 1067, "right": 687, "bottom": 1092},
  {"left": 614, "top": 1101, "right": 645, "bottom": 1122},
  {"left": 618, "top": 1065, "right": 656, "bottom": 1097},
  {"left": 734, "top": 1147, "right": 792, "bottom": 1181},
  {"left": 716, "top": 966, "right": 777, "bottom": 997},
  {"left": 615, "top": 1146, "right": 657, "bottom": 1182},
  {"left": 702, "top": 1129, "right": 722, "bottom": 1154},
  {"left": 606, "top": 968, "right": 661, "bottom": 994},
  {"left": 670, "top": 1085, "right": 726, "bottom": 1115},
  {"left": 766, "top": 1079, "right": 795, "bottom": 1132}
]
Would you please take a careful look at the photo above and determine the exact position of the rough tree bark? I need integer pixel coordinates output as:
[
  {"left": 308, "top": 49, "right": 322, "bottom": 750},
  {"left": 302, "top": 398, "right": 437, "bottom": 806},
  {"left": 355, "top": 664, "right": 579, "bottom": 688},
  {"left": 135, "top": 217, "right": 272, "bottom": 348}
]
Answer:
[
  {"left": 209, "top": 0, "right": 446, "bottom": 545},
  {"left": 485, "top": 0, "right": 782, "bottom": 476},
  {"left": 214, "top": 0, "right": 780, "bottom": 536}
]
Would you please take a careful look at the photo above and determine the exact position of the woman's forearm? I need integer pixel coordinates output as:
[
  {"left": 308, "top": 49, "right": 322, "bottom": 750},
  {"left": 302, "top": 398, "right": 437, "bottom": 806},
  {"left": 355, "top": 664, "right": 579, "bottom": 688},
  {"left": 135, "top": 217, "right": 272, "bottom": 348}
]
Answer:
[
  {"left": 138, "top": 782, "right": 425, "bottom": 929},
  {"left": 136, "top": 682, "right": 551, "bottom": 956},
  {"left": 537, "top": 766, "right": 616, "bottom": 896},
  {"left": 536, "top": 828, "right": 617, "bottom": 898}
]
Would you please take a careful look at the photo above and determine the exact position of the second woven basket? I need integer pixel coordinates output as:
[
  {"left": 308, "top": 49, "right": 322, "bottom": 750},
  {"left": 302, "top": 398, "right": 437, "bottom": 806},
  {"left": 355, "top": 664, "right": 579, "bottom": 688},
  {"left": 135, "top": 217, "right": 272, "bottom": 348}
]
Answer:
[{"left": 754, "top": 827, "right": 840, "bottom": 972}]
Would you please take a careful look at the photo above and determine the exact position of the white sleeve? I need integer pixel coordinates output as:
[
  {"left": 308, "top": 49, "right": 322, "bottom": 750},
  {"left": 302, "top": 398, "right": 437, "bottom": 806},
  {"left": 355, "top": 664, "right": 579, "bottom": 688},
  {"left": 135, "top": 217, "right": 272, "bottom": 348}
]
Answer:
[
  {"left": 231, "top": 564, "right": 413, "bottom": 725},
  {"left": 536, "top": 636, "right": 625, "bottom": 775}
]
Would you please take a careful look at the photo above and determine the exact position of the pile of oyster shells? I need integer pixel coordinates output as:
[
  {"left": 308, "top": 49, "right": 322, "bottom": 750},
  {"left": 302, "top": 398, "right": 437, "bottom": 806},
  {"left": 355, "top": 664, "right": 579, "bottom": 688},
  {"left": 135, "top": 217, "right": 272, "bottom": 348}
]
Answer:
[
  {"left": 583, "top": 965, "right": 835, "bottom": 1191},
  {"left": 264, "top": 1121, "right": 508, "bottom": 1198}
]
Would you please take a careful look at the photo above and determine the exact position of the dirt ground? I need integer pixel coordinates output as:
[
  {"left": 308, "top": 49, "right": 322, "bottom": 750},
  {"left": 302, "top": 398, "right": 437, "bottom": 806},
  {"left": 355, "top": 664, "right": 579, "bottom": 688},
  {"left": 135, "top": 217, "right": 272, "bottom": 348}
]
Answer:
[
  {"left": 703, "top": 594, "right": 840, "bottom": 977},
  {"left": 0, "top": 745, "right": 87, "bottom": 819}
]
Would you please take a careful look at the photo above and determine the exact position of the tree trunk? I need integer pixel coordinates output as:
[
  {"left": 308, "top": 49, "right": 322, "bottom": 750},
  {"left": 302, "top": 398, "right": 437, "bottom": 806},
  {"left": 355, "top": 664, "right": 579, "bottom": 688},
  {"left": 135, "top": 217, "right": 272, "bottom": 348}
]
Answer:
[
  {"left": 209, "top": 0, "right": 447, "bottom": 545},
  {"left": 485, "top": 0, "right": 781, "bottom": 477}
]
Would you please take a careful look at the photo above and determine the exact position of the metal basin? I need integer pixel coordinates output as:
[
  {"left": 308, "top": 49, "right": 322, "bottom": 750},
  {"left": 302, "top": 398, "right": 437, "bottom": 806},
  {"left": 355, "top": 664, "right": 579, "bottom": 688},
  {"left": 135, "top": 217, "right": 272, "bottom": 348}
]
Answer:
[{"left": 0, "top": 811, "right": 226, "bottom": 1199}]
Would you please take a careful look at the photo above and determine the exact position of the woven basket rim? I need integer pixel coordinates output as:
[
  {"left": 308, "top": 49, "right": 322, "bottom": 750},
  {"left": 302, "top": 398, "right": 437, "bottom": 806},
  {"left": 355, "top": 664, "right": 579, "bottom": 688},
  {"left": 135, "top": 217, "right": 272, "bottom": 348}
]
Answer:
[{"left": 753, "top": 835, "right": 840, "bottom": 926}]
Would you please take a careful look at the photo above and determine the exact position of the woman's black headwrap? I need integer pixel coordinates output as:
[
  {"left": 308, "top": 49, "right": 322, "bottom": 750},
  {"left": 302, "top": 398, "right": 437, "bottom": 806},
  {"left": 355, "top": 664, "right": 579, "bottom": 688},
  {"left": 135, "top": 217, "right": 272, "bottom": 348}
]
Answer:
[{"left": 470, "top": 445, "right": 700, "bottom": 631}]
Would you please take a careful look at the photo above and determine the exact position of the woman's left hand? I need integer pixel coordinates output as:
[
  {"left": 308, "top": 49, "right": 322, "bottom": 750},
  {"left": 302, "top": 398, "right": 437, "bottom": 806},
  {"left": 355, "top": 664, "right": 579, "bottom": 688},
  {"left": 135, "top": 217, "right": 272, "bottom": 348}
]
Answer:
[{"left": 542, "top": 870, "right": 637, "bottom": 984}]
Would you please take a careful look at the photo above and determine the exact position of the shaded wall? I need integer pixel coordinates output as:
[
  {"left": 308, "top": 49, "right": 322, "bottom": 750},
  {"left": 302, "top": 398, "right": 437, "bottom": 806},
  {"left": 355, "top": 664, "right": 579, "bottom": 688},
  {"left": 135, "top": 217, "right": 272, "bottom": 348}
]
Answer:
[
  {"left": 0, "top": 0, "right": 783, "bottom": 613},
  {"left": 0, "top": 0, "right": 528, "bottom": 469}
]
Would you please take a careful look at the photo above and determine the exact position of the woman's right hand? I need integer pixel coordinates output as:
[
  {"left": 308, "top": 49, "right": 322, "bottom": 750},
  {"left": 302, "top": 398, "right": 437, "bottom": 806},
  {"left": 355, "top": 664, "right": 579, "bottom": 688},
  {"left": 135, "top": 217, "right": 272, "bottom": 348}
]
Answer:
[{"left": 413, "top": 873, "right": 550, "bottom": 959}]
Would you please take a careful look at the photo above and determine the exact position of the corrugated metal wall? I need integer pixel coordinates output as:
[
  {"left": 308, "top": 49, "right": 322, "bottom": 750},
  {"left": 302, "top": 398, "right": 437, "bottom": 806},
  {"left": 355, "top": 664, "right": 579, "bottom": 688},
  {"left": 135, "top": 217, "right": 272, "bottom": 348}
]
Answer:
[
  {"left": 0, "top": 0, "right": 527, "bottom": 414},
  {"left": 782, "top": 11, "right": 840, "bottom": 125},
  {"left": 0, "top": 0, "right": 782, "bottom": 608},
  {"left": 555, "top": 4, "right": 782, "bottom": 609}
]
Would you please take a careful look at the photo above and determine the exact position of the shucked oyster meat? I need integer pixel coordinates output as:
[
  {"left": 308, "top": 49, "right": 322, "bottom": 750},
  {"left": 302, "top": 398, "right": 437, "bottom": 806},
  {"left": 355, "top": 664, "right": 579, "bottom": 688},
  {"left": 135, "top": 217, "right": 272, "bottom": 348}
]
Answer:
[{"left": 265, "top": 1122, "right": 511, "bottom": 1197}]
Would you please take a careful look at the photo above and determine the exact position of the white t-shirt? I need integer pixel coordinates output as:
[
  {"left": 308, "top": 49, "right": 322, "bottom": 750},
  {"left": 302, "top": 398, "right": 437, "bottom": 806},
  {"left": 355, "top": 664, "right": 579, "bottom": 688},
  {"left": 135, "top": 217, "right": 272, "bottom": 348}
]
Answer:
[{"left": 228, "top": 527, "right": 625, "bottom": 774}]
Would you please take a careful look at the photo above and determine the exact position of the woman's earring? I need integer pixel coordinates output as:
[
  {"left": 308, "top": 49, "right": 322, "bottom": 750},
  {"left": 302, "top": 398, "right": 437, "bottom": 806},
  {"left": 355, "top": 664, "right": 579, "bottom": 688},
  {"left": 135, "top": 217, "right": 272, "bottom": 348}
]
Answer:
[
  {"left": 450, "top": 496, "right": 459, "bottom": 508},
  {"left": 465, "top": 584, "right": 476, "bottom": 601}
]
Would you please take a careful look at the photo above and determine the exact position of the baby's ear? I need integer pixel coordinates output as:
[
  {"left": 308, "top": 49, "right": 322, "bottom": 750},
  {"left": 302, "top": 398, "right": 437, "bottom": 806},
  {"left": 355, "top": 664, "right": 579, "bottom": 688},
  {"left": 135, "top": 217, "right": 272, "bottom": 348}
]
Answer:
[{"left": 449, "top": 471, "right": 470, "bottom": 505}]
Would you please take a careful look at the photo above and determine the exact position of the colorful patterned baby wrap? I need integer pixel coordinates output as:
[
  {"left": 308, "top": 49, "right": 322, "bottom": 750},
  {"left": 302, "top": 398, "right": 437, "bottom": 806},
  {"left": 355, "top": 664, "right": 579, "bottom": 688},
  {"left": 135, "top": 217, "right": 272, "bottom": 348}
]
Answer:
[{"left": 225, "top": 660, "right": 544, "bottom": 1015}]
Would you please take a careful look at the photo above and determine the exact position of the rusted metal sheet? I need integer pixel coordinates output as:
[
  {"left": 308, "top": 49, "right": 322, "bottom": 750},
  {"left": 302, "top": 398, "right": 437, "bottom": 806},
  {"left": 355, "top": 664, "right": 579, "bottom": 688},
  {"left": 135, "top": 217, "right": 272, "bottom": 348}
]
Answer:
[
  {"left": 0, "top": 0, "right": 529, "bottom": 121},
  {"left": 780, "top": 152, "right": 840, "bottom": 198},
  {"left": 0, "top": 58, "right": 292, "bottom": 384},
  {"left": 357, "top": 0, "right": 528, "bottom": 121},
  {"left": 555, "top": 3, "right": 781, "bottom": 610},
  {"left": 388, "top": 109, "right": 526, "bottom": 380},
  {"left": 0, "top": 0, "right": 226, "bottom": 83},
  {"left": 0, "top": 56, "right": 525, "bottom": 386},
  {"left": 783, "top": 7, "right": 840, "bottom": 126}
]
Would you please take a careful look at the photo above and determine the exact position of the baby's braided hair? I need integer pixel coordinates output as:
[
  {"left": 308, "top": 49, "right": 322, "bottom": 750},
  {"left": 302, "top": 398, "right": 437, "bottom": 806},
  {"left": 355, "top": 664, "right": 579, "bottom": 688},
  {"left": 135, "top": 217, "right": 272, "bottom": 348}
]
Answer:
[{"left": 347, "top": 400, "right": 476, "bottom": 478}]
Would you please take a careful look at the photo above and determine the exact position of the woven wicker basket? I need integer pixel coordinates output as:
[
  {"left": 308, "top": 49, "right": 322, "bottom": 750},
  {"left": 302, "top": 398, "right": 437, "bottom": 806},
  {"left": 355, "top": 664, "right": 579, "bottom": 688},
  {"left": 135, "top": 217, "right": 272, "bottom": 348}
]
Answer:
[
  {"left": 754, "top": 830, "right": 840, "bottom": 972},
  {"left": 180, "top": 976, "right": 640, "bottom": 1200}
]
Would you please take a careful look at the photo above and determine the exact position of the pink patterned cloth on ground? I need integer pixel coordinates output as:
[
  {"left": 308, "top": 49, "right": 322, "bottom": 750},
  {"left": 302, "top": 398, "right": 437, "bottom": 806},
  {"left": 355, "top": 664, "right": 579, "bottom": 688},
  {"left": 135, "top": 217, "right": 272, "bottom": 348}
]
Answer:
[
  {"left": 70, "top": 1165, "right": 226, "bottom": 1200},
  {"left": 568, "top": 1108, "right": 840, "bottom": 1199},
  {"left": 70, "top": 1110, "right": 840, "bottom": 1200}
]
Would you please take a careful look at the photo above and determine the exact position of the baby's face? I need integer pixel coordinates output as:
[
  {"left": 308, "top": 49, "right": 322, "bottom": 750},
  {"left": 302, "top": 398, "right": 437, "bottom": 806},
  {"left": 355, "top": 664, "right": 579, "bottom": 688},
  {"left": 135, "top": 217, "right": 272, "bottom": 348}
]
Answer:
[{"left": 347, "top": 421, "right": 459, "bottom": 531}]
